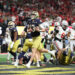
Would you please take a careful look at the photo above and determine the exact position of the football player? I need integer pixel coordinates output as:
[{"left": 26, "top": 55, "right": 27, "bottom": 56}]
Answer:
[
  {"left": 14, "top": 11, "right": 39, "bottom": 66},
  {"left": 14, "top": 25, "right": 33, "bottom": 66},
  {"left": 68, "top": 22, "right": 75, "bottom": 52},
  {"left": 26, "top": 21, "right": 56, "bottom": 68},
  {"left": 7, "top": 21, "right": 20, "bottom": 63},
  {"left": 52, "top": 21, "right": 69, "bottom": 60}
]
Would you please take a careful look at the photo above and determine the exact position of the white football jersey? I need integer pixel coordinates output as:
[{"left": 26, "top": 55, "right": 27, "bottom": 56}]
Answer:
[
  {"left": 39, "top": 21, "right": 50, "bottom": 38},
  {"left": 62, "top": 27, "right": 70, "bottom": 35},
  {"left": 56, "top": 26, "right": 65, "bottom": 39},
  {"left": 69, "top": 29, "right": 75, "bottom": 39}
]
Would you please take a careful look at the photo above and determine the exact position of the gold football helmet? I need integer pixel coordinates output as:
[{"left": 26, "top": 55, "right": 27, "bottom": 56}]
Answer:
[{"left": 8, "top": 21, "right": 15, "bottom": 28}]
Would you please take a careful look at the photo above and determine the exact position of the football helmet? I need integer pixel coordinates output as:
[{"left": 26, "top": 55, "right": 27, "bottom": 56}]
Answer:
[
  {"left": 71, "top": 22, "right": 75, "bottom": 30},
  {"left": 8, "top": 21, "right": 15, "bottom": 28},
  {"left": 61, "top": 20, "right": 68, "bottom": 30},
  {"left": 56, "top": 16, "right": 62, "bottom": 23},
  {"left": 31, "top": 11, "right": 39, "bottom": 19},
  {"left": 61, "top": 20, "right": 68, "bottom": 26}
]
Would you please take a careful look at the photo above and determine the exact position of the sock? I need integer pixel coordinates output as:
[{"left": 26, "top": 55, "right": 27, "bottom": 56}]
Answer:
[
  {"left": 14, "top": 59, "right": 19, "bottom": 66},
  {"left": 50, "top": 57, "right": 53, "bottom": 60},
  {"left": 7, "top": 52, "right": 10, "bottom": 60},
  {"left": 37, "top": 60, "right": 40, "bottom": 67},
  {"left": 9, "top": 51, "right": 16, "bottom": 61},
  {"left": 48, "top": 50, "right": 55, "bottom": 55},
  {"left": 27, "top": 61, "right": 32, "bottom": 66},
  {"left": 15, "top": 53, "right": 19, "bottom": 65}
]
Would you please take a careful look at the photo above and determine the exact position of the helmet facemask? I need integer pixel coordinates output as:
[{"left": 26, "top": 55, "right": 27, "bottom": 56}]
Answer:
[{"left": 62, "top": 25, "right": 68, "bottom": 30}]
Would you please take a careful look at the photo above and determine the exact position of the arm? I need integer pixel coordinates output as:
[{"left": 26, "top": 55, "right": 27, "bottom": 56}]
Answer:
[{"left": 13, "top": 31, "right": 17, "bottom": 42}]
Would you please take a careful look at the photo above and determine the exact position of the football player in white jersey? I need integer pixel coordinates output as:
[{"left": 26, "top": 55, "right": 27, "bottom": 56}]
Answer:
[
  {"left": 57, "top": 21, "right": 75, "bottom": 65},
  {"left": 68, "top": 22, "right": 75, "bottom": 52},
  {"left": 61, "top": 20, "right": 70, "bottom": 47},
  {"left": 53, "top": 22, "right": 65, "bottom": 50},
  {"left": 39, "top": 21, "right": 50, "bottom": 39},
  {"left": 52, "top": 21, "right": 69, "bottom": 60},
  {"left": 39, "top": 19, "right": 50, "bottom": 48}
]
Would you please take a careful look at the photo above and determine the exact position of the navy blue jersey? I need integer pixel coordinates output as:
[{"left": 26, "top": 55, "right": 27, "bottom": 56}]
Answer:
[
  {"left": 28, "top": 19, "right": 42, "bottom": 26},
  {"left": 31, "top": 31, "right": 40, "bottom": 37},
  {"left": 30, "top": 19, "right": 41, "bottom": 37},
  {"left": 24, "top": 26, "right": 32, "bottom": 39},
  {"left": 9, "top": 27, "right": 18, "bottom": 41},
  {"left": 26, "top": 32, "right": 32, "bottom": 39},
  {"left": 23, "top": 55, "right": 31, "bottom": 64},
  {"left": 24, "top": 18, "right": 42, "bottom": 38}
]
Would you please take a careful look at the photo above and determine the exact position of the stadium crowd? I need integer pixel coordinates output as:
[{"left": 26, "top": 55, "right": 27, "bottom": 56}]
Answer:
[
  {"left": 0, "top": 0, "right": 75, "bottom": 26},
  {"left": 0, "top": 0, "right": 75, "bottom": 67}
]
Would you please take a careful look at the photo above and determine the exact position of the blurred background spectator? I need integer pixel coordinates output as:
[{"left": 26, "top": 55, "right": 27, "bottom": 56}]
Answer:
[{"left": 0, "top": 0, "right": 75, "bottom": 26}]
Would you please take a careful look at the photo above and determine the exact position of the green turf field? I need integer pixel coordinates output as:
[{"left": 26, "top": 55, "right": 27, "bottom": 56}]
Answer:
[
  {"left": 0, "top": 53, "right": 51, "bottom": 63},
  {"left": 0, "top": 53, "right": 75, "bottom": 75}
]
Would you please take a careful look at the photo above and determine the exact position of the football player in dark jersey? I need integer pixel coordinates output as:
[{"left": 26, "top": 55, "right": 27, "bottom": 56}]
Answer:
[
  {"left": 7, "top": 21, "right": 20, "bottom": 63},
  {"left": 14, "top": 25, "right": 33, "bottom": 66},
  {"left": 25, "top": 14, "right": 56, "bottom": 68}
]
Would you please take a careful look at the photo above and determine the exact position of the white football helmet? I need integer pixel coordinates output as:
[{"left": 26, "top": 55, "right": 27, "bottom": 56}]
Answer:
[
  {"left": 8, "top": 21, "right": 15, "bottom": 28},
  {"left": 71, "top": 22, "right": 75, "bottom": 30},
  {"left": 56, "top": 16, "right": 62, "bottom": 23},
  {"left": 61, "top": 20, "right": 68, "bottom": 29},
  {"left": 61, "top": 20, "right": 68, "bottom": 26}
]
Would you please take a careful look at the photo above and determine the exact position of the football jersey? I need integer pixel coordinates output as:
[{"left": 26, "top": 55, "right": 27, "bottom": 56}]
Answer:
[
  {"left": 9, "top": 27, "right": 18, "bottom": 41},
  {"left": 30, "top": 19, "right": 42, "bottom": 37},
  {"left": 55, "top": 26, "right": 65, "bottom": 39},
  {"left": 24, "top": 26, "right": 32, "bottom": 39},
  {"left": 39, "top": 21, "right": 49, "bottom": 38},
  {"left": 69, "top": 29, "right": 75, "bottom": 39}
]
